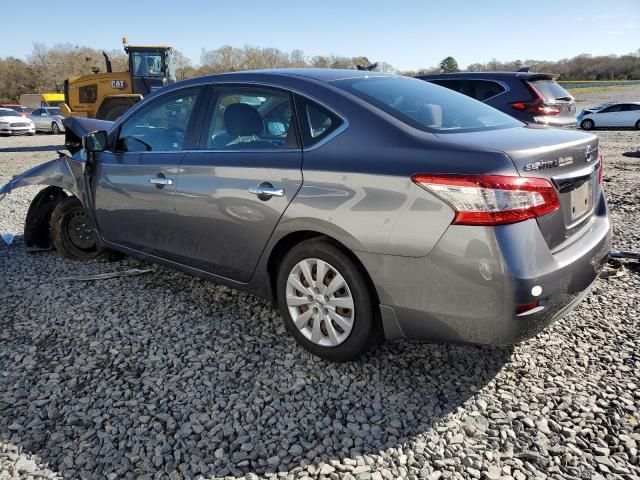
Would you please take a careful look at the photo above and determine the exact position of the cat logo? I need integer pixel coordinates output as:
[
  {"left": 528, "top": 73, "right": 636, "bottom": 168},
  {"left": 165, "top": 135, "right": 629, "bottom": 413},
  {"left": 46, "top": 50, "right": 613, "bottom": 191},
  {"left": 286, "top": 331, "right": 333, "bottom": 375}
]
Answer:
[{"left": 111, "top": 80, "right": 127, "bottom": 90}]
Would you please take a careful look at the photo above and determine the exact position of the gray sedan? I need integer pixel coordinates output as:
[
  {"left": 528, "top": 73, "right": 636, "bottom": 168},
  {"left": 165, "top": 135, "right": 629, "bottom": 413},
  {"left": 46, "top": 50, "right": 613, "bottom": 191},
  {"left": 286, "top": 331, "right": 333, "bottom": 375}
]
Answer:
[
  {"left": 28, "top": 107, "right": 65, "bottom": 134},
  {"left": 0, "top": 70, "right": 611, "bottom": 361}
]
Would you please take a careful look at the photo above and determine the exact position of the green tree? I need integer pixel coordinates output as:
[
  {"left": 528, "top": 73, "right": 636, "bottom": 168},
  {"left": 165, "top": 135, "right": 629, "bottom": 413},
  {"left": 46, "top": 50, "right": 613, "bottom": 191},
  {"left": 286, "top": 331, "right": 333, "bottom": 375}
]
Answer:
[{"left": 439, "top": 56, "right": 459, "bottom": 73}]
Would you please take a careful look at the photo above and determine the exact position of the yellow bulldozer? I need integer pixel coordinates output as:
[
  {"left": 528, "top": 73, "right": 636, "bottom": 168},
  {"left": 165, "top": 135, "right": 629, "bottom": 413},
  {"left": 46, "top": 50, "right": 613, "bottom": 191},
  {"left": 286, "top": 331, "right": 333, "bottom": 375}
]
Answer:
[{"left": 60, "top": 38, "right": 176, "bottom": 121}]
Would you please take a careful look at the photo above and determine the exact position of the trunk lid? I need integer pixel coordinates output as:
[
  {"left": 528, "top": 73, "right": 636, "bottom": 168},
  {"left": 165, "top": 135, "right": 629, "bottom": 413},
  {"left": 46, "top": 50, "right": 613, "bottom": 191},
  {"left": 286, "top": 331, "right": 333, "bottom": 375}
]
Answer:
[{"left": 437, "top": 126, "right": 600, "bottom": 250}]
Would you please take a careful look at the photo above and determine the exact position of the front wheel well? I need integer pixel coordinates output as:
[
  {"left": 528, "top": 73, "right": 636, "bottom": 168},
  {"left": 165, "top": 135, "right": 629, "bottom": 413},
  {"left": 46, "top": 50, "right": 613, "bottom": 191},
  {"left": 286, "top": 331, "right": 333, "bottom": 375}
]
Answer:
[
  {"left": 24, "top": 186, "right": 69, "bottom": 249},
  {"left": 266, "top": 231, "right": 380, "bottom": 306}
]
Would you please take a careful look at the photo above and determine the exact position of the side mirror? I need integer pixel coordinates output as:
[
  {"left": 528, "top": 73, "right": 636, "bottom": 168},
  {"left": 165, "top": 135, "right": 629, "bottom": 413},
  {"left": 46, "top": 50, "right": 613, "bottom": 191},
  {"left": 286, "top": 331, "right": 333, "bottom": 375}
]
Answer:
[
  {"left": 83, "top": 130, "right": 108, "bottom": 152},
  {"left": 41, "top": 113, "right": 48, "bottom": 117}
]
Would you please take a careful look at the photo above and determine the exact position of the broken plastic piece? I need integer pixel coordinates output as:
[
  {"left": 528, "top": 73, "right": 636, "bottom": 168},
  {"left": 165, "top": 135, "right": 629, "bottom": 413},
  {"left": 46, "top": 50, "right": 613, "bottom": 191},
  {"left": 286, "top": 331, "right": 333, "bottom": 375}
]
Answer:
[
  {"left": 609, "top": 251, "right": 640, "bottom": 261},
  {"left": 1, "top": 232, "right": 14, "bottom": 246},
  {"left": 62, "top": 268, "right": 155, "bottom": 281}
]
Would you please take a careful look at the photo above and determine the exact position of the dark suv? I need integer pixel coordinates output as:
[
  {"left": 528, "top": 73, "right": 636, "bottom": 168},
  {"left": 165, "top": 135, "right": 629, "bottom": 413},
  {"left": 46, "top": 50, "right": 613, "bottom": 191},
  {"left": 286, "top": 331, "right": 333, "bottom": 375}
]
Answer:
[{"left": 417, "top": 72, "right": 577, "bottom": 128}]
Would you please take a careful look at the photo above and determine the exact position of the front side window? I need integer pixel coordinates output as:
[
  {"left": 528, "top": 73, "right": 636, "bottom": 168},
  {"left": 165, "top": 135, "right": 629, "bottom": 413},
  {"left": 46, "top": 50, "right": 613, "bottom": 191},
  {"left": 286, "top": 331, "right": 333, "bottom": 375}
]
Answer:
[
  {"left": 203, "top": 89, "right": 296, "bottom": 150},
  {"left": 117, "top": 88, "right": 200, "bottom": 152},
  {"left": 601, "top": 105, "right": 623, "bottom": 113},
  {"left": 131, "top": 51, "right": 165, "bottom": 77},
  {"left": 335, "top": 76, "right": 521, "bottom": 133}
]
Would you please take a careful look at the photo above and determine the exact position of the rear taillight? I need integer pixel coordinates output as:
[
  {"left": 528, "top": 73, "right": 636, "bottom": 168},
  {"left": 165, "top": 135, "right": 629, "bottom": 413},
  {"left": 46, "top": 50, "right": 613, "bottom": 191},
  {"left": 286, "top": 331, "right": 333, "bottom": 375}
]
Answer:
[
  {"left": 511, "top": 81, "right": 562, "bottom": 116},
  {"left": 411, "top": 174, "right": 560, "bottom": 226},
  {"left": 598, "top": 154, "right": 604, "bottom": 184}
]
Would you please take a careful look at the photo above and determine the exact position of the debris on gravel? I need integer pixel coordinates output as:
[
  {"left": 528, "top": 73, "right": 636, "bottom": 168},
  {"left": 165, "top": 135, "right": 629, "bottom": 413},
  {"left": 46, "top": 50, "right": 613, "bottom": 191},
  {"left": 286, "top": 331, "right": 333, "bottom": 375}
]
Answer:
[{"left": 1, "top": 89, "right": 639, "bottom": 479}]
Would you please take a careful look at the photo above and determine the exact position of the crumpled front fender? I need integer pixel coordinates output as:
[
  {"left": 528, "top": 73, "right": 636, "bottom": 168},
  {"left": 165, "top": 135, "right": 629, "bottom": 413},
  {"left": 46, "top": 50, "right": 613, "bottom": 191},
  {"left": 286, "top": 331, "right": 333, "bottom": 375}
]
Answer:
[{"left": 0, "top": 154, "right": 86, "bottom": 201}]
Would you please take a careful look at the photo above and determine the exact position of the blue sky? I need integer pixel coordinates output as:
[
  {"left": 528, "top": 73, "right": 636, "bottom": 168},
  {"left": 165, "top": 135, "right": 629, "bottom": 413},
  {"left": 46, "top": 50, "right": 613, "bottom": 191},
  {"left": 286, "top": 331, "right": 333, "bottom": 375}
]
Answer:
[{"left": 2, "top": 0, "right": 639, "bottom": 70}]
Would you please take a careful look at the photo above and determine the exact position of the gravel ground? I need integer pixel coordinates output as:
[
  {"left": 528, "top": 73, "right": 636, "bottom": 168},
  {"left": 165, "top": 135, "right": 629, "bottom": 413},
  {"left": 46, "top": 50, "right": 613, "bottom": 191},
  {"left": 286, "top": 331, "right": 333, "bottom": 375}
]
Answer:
[{"left": 1, "top": 87, "right": 639, "bottom": 480}]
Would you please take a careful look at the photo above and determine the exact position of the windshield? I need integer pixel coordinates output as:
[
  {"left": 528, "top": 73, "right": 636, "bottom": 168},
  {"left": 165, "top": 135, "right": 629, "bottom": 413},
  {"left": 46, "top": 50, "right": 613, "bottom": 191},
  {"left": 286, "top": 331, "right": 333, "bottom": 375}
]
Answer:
[
  {"left": 0, "top": 110, "right": 21, "bottom": 117},
  {"left": 530, "top": 80, "right": 573, "bottom": 101},
  {"left": 46, "top": 108, "right": 61, "bottom": 115},
  {"left": 131, "top": 51, "right": 165, "bottom": 77},
  {"left": 333, "top": 76, "right": 522, "bottom": 133}
]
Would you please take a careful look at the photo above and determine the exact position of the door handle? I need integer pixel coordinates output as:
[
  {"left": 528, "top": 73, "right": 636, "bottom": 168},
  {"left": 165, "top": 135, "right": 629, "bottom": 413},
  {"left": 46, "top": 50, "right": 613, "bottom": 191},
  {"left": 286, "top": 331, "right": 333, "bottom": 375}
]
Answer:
[
  {"left": 248, "top": 186, "right": 285, "bottom": 198},
  {"left": 149, "top": 177, "right": 174, "bottom": 186}
]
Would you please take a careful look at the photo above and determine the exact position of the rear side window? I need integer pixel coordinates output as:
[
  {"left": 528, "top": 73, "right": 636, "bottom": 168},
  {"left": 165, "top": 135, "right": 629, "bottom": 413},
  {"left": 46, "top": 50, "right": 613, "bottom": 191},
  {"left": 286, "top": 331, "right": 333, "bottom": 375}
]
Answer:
[
  {"left": 428, "top": 79, "right": 505, "bottom": 102},
  {"left": 627, "top": 104, "right": 640, "bottom": 111},
  {"left": 295, "top": 96, "right": 343, "bottom": 147},
  {"left": 473, "top": 80, "right": 505, "bottom": 100},
  {"left": 335, "top": 76, "right": 521, "bottom": 133},
  {"left": 529, "top": 80, "right": 572, "bottom": 101},
  {"left": 203, "top": 89, "right": 297, "bottom": 150}
]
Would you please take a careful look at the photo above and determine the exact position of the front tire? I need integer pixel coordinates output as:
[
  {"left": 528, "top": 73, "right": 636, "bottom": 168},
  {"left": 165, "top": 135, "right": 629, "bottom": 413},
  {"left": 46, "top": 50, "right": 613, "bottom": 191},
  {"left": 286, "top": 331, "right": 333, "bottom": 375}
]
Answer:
[
  {"left": 581, "top": 119, "right": 595, "bottom": 130},
  {"left": 635, "top": 119, "right": 640, "bottom": 130},
  {"left": 276, "top": 239, "right": 380, "bottom": 362},
  {"left": 51, "top": 122, "right": 61, "bottom": 135},
  {"left": 50, "top": 196, "right": 114, "bottom": 261}
]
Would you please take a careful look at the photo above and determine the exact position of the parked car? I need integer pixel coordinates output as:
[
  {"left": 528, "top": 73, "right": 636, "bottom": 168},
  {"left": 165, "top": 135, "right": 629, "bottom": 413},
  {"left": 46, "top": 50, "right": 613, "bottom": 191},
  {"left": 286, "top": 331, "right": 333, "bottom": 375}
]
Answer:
[
  {"left": 29, "top": 107, "right": 66, "bottom": 134},
  {"left": 0, "top": 108, "right": 35, "bottom": 136},
  {"left": 578, "top": 102, "right": 640, "bottom": 130},
  {"left": 417, "top": 72, "right": 577, "bottom": 128},
  {"left": 0, "top": 104, "right": 32, "bottom": 117},
  {"left": 0, "top": 70, "right": 610, "bottom": 361}
]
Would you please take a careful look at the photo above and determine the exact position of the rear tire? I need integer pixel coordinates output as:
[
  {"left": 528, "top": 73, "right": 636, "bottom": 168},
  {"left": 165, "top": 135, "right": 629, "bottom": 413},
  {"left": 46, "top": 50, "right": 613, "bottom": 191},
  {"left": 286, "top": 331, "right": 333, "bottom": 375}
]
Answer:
[
  {"left": 581, "top": 119, "right": 595, "bottom": 130},
  {"left": 276, "top": 239, "right": 381, "bottom": 362},
  {"left": 50, "top": 196, "right": 116, "bottom": 261},
  {"left": 635, "top": 119, "right": 640, "bottom": 130}
]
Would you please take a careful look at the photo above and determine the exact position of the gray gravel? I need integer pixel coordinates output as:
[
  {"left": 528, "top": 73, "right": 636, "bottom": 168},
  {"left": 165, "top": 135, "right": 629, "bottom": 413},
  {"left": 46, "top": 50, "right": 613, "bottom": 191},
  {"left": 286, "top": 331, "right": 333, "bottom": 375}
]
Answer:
[{"left": 1, "top": 87, "right": 639, "bottom": 480}]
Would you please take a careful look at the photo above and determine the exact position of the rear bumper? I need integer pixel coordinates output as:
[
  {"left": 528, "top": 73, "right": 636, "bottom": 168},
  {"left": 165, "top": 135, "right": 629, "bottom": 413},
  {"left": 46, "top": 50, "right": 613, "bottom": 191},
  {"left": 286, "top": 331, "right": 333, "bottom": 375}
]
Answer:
[{"left": 359, "top": 193, "right": 611, "bottom": 344}]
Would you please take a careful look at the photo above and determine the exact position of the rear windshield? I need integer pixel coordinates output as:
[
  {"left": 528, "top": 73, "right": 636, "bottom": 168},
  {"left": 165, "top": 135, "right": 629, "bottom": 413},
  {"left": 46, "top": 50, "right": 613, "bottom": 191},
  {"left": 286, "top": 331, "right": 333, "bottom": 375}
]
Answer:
[
  {"left": 530, "top": 80, "right": 573, "bottom": 101},
  {"left": 333, "top": 76, "right": 521, "bottom": 133}
]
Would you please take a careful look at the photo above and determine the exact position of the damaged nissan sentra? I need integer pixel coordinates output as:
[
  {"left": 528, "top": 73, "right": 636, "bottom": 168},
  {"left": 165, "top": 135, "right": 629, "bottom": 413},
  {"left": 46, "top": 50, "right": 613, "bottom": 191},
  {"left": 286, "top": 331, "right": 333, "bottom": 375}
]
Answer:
[{"left": 0, "top": 69, "right": 611, "bottom": 361}]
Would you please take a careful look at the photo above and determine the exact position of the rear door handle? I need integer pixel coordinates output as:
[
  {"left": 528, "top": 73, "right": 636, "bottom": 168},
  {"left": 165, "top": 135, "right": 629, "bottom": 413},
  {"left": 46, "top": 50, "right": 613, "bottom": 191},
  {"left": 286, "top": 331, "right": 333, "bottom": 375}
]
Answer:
[
  {"left": 149, "top": 177, "right": 174, "bottom": 186},
  {"left": 248, "top": 186, "right": 285, "bottom": 198}
]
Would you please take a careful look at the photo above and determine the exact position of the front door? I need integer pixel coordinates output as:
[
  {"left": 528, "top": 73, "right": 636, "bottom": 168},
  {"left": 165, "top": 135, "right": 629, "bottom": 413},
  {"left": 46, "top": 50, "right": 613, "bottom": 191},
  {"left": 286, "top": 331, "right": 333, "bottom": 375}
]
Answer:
[
  {"left": 92, "top": 86, "right": 203, "bottom": 257},
  {"left": 174, "top": 86, "right": 303, "bottom": 282}
]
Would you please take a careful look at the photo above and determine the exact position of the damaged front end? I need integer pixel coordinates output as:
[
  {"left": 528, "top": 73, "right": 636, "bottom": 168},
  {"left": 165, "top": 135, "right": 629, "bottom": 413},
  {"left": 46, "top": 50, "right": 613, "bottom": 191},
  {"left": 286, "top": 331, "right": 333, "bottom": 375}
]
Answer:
[
  {"left": 0, "top": 152, "right": 88, "bottom": 248},
  {"left": 0, "top": 116, "right": 113, "bottom": 248}
]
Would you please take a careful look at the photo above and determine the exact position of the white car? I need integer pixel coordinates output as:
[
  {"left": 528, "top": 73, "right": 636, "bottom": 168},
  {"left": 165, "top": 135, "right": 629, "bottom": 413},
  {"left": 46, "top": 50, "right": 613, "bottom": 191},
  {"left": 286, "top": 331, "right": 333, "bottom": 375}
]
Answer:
[
  {"left": 0, "top": 108, "right": 35, "bottom": 136},
  {"left": 28, "top": 107, "right": 66, "bottom": 134},
  {"left": 578, "top": 101, "right": 640, "bottom": 130}
]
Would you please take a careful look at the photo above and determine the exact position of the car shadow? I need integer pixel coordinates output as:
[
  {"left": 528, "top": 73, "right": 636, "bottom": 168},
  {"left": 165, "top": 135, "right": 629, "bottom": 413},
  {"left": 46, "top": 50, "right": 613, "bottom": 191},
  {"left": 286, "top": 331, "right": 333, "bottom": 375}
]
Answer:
[
  {"left": 0, "top": 144, "right": 65, "bottom": 153},
  {"left": 0, "top": 241, "right": 513, "bottom": 479},
  {"left": 622, "top": 150, "right": 640, "bottom": 159}
]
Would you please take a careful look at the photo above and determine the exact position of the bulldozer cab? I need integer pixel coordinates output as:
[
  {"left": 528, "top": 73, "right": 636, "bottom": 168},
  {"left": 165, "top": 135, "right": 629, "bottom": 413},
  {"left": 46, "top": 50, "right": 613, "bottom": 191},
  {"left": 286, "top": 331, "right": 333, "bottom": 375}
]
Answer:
[{"left": 126, "top": 45, "right": 176, "bottom": 95}]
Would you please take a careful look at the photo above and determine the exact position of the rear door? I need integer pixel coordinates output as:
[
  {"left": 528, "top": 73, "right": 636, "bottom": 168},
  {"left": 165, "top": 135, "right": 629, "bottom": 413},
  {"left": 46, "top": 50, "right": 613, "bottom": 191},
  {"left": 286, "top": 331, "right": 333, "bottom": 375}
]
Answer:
[
  {"left": 620, "top": 104, "right": 640, "bottom": 126},
  {"left": 174, "top": 85, "right": 303, "bottom": 282},
  {"left": 92, "top": 86, "right": 204, "bottom": 256}
]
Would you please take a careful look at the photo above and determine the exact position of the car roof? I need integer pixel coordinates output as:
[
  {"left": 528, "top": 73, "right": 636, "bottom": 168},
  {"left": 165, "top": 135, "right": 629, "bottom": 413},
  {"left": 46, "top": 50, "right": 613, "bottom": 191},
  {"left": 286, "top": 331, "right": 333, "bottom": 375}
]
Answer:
[
  {"left": 417, "top": 71, "right": 558, "bottom": 81},
  {"left": 181, "top": 68, "right": 394, "bottom": 86}
]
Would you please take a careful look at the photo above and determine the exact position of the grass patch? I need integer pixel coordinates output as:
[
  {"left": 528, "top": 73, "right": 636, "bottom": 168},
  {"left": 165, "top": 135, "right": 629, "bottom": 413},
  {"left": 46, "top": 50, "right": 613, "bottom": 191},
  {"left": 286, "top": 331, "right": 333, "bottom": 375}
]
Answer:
[{"left": 567, "top": 85, "right": 633, "bottom": 97}]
